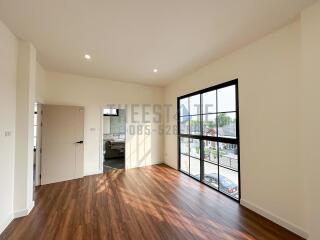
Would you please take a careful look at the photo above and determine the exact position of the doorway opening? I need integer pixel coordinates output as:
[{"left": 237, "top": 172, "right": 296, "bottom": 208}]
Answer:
[{"left": 103, "top": 108, "right": 126, "bottom": 173}]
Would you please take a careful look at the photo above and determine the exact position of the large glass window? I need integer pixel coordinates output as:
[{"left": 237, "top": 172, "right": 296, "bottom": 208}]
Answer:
[
  {"left": 204, "top": 162, "right": 218, "bottom": 189},
  {"left": 178, "top": 80, "right": 240, "bottom": 200},
  {"left": 180, "top": 137, "right": 189, "bottom": 155},
  {"left": 180, "top": 154, "right": 189, "bottom": 174}
]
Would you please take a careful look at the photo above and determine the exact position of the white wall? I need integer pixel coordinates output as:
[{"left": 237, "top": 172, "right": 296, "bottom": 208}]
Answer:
[
  {"left": 0, "top": 20, "right": 18, "bottom": 233},
  {"left": 14, "top": 41, "right": 36, "bottom": 217},
  {"left": 0, "top": 20, "right": 36, "bottom": 234},
  {"left": 164, "top": 21, "right": 307, "bottom": 237},
  {"left": 35, "top": 62, "right": 46, "bottom": 103},
  {"left": 301, "top": 2, "right": 320, "bottom": 240},
  {"left": 124, "top": 104, "right": 163, "bottom": 169},
  {"left": 38, "top": 71, "right": 164, "bottom": 175}
]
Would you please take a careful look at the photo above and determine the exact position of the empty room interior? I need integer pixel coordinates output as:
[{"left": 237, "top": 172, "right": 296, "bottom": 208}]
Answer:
[{"left": 1, "top": 0, "right": 320, "bottom": 239}]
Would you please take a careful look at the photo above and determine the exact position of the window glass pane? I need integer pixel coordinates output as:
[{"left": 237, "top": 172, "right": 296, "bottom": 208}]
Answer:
[
  {"left": 219, "top": 167, "right": 239, "bottom": 199},
  {"left": 180, "top": 154, "right": 189, "bottom": 173},
  {"left": 202, "top": 90, "right": 216, "bottom": 114},
  {"left": 190, "top": 138, "right": 200, "bottom": 159},
  {"left": 217, "top": 85, "right": 236, "bottom": 112},
  {"left": 219, "top": 143, "right": 238, "bottom": 171},
  {"left": 203, "top": 114, "right": 217, "bottom": 136},
  {"left": 204, "top": 141, "right": 218, "bottom": 164},
  {"left": 179, "top": 98, "right": 189, "bottom": 116},
  {"left": 190, "top": 115, "right": 200, "bottom": 135},
  {"left": 190, "top": 157, "right": 200, "bottom": 180},
  {"left": 180, "top": 137, "right": 189, "bottom": 155},
  {"left": 180, "top": 116, "right": 189, "bottom": 134},
  {"left": 189, "top": 94, "right": 200, "bottom": 115},
  {"left": 218, "top": 112, "right": 236, "bottom": 138},
  {"left": 204, "top": 162, "right": 218, "bottom": 189}
]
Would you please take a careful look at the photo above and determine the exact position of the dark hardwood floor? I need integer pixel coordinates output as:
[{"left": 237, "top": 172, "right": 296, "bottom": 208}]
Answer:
[{"left": 0, "top": 164, "right": 303, "bottom": 240}]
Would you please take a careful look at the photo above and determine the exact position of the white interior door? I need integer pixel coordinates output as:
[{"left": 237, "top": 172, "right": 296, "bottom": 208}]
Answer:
[{"left": 41, "top": 105, "right": 84, "bottom": 185}]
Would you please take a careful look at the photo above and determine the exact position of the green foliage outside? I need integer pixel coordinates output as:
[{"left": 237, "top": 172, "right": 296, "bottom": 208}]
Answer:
[
  {"left": 217, "top": 113, "right": 235, "bottom": 127},
  {"left": 192, "top": 113, "right": 236, "bottom": 129}
]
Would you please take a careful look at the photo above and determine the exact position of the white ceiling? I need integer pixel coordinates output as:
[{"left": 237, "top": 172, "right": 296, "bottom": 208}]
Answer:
[{"left": 0, "top": 0, "right": 314, "bottom": 86}]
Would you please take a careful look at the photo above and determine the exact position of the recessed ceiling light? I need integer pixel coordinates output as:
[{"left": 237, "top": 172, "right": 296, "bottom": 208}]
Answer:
[
  {"left": 84, "top": 54, "right": 91, "bottom": 60},
  {"left": 153, "top": 68, "right": 158, "bottom": 73}
]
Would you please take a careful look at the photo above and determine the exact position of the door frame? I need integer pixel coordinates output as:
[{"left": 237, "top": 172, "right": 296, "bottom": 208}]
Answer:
[
  {"left": 99, "top": 105, "right": 127, "bottom": 172},
  {"left": 34, "top": 102, "right": 42, "bottom": 187}
]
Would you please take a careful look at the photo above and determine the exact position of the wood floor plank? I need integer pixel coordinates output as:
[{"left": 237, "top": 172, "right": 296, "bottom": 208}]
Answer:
[{"left": 0, "top": 164, "right": 304, "bottom": 240}]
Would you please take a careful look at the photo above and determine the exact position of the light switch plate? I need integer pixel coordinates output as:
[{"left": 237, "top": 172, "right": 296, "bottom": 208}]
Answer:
[{"left": 4, "top": 131, "right": 11, "bottom": 137}]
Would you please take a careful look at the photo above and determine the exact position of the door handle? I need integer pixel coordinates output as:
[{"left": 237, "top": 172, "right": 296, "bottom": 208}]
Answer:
[{"left": 75, "top": 140, "right": 84, "bottom": 144}]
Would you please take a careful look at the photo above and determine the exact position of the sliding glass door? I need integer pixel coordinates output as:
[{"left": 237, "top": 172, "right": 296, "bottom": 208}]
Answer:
[{"left": 178, "top": 79, "right": 240, "bottom": 200}]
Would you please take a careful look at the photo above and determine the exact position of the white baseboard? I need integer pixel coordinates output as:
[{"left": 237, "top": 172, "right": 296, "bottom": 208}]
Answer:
[
  {"left": 164, "top": 161, "right": 177, "bottom": 170},
  {"left": 85, "top": 169, "right": 103, "bottom": 176},
  {"left": 0, "top": 213, "right": 14, "bottom": 235},
  {"left": 240, "top": 199, "right": 308, "bottom": 239},
  {"left": 14, "top": 201, "right": 35, "bottom": 219}
]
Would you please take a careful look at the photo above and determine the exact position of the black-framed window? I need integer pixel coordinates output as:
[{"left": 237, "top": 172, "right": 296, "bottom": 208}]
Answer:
[
  {"left": 177, "top": 79, "right": 240, "bottom": 201},
  {"left": 103, "top": 108, "right": 119, "bottom": 116}
]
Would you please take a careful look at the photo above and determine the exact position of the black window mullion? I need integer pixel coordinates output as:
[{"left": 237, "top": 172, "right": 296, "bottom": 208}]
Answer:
[
  {"left": 178, "top": 134, "right": 238, "bottom": 144},
  {"left": 188, "top": 97, "right": 190, "bottom": 135},
  {"left": 188, "top": 97, "right": 191, "bottom": 175},
  {"left": 184, "top": 110, "right": 236, "bottom": 116},
  {"left": 177, "top": 98, "right": 181, "bottom": 170},
  {"left": 235, "top": 82, "right": 241, "bottom": 200},
  {"left": 203, "top": 159, "right": 219, "bottom": 166},
  {"left": 217, "top": 164, "right": 239, "bottom": 173},
  {"left": 200, "top": 94, "right": 204, "bottom": 182},
  {"left": 216, "top": 88, "right": 220, "bottom": 192}
]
